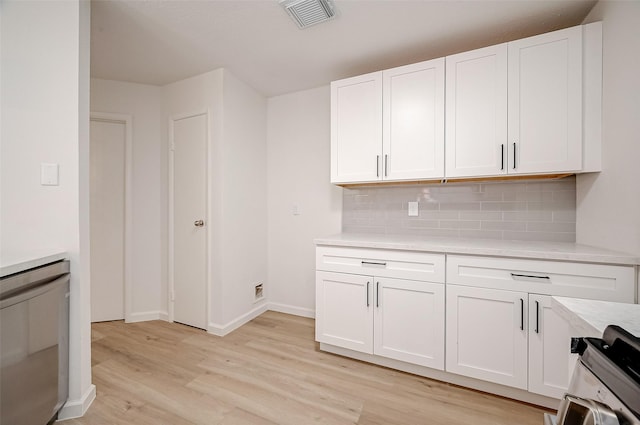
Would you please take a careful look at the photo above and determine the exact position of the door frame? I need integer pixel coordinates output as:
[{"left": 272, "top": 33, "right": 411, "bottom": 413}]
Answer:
[
  {"left": 89, "top": 112, "right": 133, "bottom": 322},
  {"left": 168, "top": 110, "right": 210, "bottom": 327}
]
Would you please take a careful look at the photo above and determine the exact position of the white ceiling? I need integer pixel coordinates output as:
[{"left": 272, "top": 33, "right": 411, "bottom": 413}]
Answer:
[{"left": 91, "top": 0, "right": 597, "bottom": 97}]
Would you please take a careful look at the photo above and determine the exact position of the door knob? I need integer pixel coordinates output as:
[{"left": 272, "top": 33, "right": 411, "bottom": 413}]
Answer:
[{"left": 194, "top": 220, "right": 204, "bottom": 227}]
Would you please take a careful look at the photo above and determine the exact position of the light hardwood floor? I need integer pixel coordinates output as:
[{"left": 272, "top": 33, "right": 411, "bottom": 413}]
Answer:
[{"left": 62, "top": 311, "right": 549, "bottom": 425}]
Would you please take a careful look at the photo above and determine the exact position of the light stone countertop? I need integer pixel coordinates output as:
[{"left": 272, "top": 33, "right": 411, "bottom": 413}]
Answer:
[
  {"left": 0, "top": 249, "right": 67, "bottom": 278},
  {"left": 552, "top": 296, "right": 640, "bottom": 338},
  {"left": 314, "top": 233, "right": 640, "bottom": 265}
]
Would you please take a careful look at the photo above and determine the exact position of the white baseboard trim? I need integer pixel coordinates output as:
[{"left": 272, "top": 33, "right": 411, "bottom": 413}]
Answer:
[
  {"left": 208, "top": 303, "right": 269, "bottom": 336},
  {"left": 57, "top": 384, "right": 96, "bottom": 421},
  {"left": 268, "top": 302, "right": 315, "bottom": 318},
  {"left": 126, "top": 310, "right": 169, "bottom": 323}
]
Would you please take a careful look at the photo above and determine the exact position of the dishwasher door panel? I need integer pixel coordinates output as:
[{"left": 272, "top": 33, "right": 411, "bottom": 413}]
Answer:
[{"left": 1, "top": 274, "right": 70, "bottom": 425}]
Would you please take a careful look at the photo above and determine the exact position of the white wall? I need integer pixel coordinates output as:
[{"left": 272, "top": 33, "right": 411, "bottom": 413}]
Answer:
[
  {"left": 162, "top": 69, "right": 268, "bottom": 333},
  {"left": 218, "top": 71, "right": 269, "bottom": 326},
  {"left": 577, "top": 1, "right": 640, "bottom": 258},
  {"left": 90, "top": 78, "right": 164, "bottom": 320},
  {"left": 266, "top": 86, "right": 343, "bottom": 317},
  {"left": 0, "top": 0, "right": 94, "bottom": 418}
]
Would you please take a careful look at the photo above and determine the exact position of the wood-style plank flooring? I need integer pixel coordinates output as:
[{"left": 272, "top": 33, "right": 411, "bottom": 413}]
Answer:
[{"left": 62, "top": 311, "right": 549, "bottom": 425}]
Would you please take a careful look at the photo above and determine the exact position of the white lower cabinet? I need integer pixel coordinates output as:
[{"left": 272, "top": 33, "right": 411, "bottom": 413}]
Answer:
[
  {"left": 528, "top": 294, "right": 575, "bottom": 399},
  {"left": 446, "top": 288, "right": 576, "bottom": 397},
  {"left": 316, "top": 246, "right": 636, "bottom": 404},
  {"left": 375, "top": 278, "right": 445, "bottom": 369},
  {"left": 445, "top": 254, "right": 634, "bottom": 399},
  {"left": 445, "top": 285, "right": 528, "bottom": 389},
  {"left": 316, "top": 271, "right": 445, "bottom": 370},
  {"left": 316, "top": 271, "right": 373, "bottom": 353}
]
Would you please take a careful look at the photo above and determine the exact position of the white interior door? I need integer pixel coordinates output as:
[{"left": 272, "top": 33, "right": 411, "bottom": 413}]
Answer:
[
  {"left": 172, "top": 113, "right": 207, "bottom": 330},
  {"left": 90, "top": 119, "right": 125, "bottom": 322}
]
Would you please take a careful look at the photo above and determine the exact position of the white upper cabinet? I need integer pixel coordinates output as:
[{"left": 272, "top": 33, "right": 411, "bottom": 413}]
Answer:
[
  {"left": 508, "top": 26, "right": 583, "bottom": 175},
  {"left": 446, "top": 25, "right": 585, "bottom": 178},
  {"left": 333, "top": 22, "right": 602, "bottom": 184},
  {"left": 383, "top": 58, "right": 445, "bottom": 181},
  {"left": 331, "top": 72, "right": 382, "bottom": 184},
  {"left": 445, "top": 45, "right": 508, "bottom": 178},
  {"left": 331, "top": 59, "right": 445, "bottom": 184}
]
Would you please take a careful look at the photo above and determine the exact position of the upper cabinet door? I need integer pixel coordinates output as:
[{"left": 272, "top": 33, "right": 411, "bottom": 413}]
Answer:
[
  {"left": 445, "top": 44, "right": 508, "bottom": 178},
  {"left": 383, "top": 58, "right": 445, "bottom": 181},
  {"left": 331, "top": 72, "right": 383, "bottom": 184},
  {"left": 508, "top": 26, "right": 583, "bottom": 174}
]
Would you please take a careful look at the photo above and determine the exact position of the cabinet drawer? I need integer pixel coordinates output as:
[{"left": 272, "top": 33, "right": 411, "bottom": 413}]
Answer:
[
  {"left": 446, "top": 255, "right": 634, "bottom": 301},
  {"left": 316, "top": 247, "right": 445, "bottom": 283}
]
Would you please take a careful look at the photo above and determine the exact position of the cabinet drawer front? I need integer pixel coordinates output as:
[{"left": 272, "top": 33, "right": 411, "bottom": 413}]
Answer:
[
  {"left": 446, "top": 255, "right": 634, "bottom": 301},
  {"left": 317, "top": 247, "right": 445, "bottom": 283}
]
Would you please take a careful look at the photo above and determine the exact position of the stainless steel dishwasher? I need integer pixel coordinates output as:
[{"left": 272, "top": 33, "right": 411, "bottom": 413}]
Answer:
[{"left": 1, "top": 260, "right": 70, "bottom": 425}]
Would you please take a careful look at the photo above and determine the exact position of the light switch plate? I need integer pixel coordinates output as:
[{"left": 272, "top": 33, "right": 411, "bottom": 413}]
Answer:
[
  {"left": 408, "top": 201, "right": 419, "bottom": 217},
  {"left": 41, "top": 163, "right": 59, "bottom": 186}
]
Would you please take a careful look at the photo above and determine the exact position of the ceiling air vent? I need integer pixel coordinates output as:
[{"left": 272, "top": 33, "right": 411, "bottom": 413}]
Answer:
[{"left": 280, "top": 0, "right": 337, "bottom": 29}]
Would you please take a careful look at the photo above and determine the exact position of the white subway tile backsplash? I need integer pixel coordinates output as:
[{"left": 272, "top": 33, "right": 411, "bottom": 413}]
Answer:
[{"left": 342, "top": 176, "right": 576, "bottom": 242}]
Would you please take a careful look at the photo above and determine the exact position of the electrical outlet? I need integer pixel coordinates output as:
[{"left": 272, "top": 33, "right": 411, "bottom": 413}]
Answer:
[{"left": 408, "top": 201, "right": 419, "bottom": 217}]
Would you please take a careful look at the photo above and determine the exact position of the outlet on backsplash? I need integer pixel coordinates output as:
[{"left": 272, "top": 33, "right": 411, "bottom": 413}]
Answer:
[{"left": 408, "top": 201, "right": 419, "bottom": 217}]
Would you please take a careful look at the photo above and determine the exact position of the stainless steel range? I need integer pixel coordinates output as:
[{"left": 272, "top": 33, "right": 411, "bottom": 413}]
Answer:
[{"left": 546, "top": 325, "right": 640, "bottom": 425}]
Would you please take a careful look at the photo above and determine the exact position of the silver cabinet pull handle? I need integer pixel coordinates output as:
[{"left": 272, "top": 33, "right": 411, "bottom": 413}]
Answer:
[
  {"left": 519, "top": 298, "right": 525, "bottom": 331},
  {"left": 513, "top": 142, "right": 517, "bottom": 169},
  {"left": 376, "top": 281, "right": 380, "bottom": 307},
  {"left": 376, "top": 155, "right": 380, "bottom": 177},
  {"left": 194, "top": 220, "right": 204, "bottom": 227},
  {"left": 366, "top": 281, "right": 370, "bottom": 307},
  {"left": 501, "top": 144, "right": 504, "bottom": 170},
  {"left": 535, "top": 300, "right": 540, "bottom": 334},
  {"left": 361, "top": 261, "right": 386, "bottom": 267},
  {"left": 511, "top": 273, "right": 550, "bottom": 280},
  {"left": 384, "top": 154, "right": 388, "bottom": 177}
]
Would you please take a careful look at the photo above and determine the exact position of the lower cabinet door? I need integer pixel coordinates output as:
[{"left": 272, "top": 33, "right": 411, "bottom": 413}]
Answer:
[
  {"left": 528, "top": 294, "right": 577, "bottom": 398},
  {"left": 374, "top": 278, "right": 445, "bottom": 369},
  {"left": 315, "top": 271, "right": 373, "bottom": 353},
  {"left": 446, "top": 285, "right": 528, "bottom": 389}
]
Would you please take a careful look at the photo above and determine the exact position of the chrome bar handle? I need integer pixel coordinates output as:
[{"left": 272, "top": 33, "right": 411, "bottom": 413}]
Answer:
[
  {"left": 384, "top": 154, "right": 388, "bottom": 177},
  {"left": 513, "top": 142, "right": 517, "bottom": 169},
  {"left": 511, "top": 273, "right": 550, "bottom": 280},
  {"left": 376, "top": 281, "right": 380, "bottom": 307},
  {"left": 376, "top": 155, "right": 380, "bottom": 177},
  {"left": 361, "top": 261, "right": 387, "bottom": 267},
  {"left": 520, "top": 298, "right": 524, "bottom": 331},
  {"left": 366, "top": 281, "right": 370, "bottom": 307},
  {"left": 501, "top": 144, "right": 504, "bottom": 170},
  {"left": 535, "top": 300, "right": 540, "bottom": 334}
]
